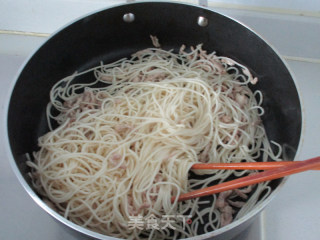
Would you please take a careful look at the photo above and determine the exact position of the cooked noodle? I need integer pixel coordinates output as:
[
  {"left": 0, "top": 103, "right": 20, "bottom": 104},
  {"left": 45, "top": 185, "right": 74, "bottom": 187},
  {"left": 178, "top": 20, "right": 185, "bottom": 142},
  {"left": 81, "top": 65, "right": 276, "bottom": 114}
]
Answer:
[{"left": 27, "top": 43, "right": 281, "bottom": 239}]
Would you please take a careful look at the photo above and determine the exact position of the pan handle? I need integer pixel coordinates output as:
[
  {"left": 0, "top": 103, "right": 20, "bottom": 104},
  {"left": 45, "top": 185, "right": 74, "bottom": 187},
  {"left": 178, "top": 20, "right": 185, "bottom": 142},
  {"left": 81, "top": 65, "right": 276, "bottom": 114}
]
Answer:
[
  {"left": 198, "top": 0, "right": 208, "bottom": 7},
  {"left": 126, "top": 0, "right": 208, "bottom": 7}
]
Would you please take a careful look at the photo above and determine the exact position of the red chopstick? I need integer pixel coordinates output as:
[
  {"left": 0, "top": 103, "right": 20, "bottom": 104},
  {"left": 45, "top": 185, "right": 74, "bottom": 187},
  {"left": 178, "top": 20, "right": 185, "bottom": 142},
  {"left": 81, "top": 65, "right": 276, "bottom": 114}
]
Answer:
[
  {"left": 191, "top": 161, "right": 320, "bottom": 170},
  {"left": 172, "top": 156, "right": 320, "bottom": 203}
]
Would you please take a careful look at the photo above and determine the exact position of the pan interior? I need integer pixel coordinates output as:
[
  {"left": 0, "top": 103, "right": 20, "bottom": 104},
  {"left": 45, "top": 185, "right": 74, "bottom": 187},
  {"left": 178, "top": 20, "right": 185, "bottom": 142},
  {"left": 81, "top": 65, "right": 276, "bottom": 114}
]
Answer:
[{"left": 7, "top": 2, "right": 302, "bottom": 238}]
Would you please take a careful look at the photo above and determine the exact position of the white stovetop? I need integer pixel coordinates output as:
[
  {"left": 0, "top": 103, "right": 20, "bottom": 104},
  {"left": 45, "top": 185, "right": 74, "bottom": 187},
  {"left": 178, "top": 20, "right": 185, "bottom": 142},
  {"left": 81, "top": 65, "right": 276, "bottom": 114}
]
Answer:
[{"left": 0, "top": 2, "right": 319, "bottom": 240}]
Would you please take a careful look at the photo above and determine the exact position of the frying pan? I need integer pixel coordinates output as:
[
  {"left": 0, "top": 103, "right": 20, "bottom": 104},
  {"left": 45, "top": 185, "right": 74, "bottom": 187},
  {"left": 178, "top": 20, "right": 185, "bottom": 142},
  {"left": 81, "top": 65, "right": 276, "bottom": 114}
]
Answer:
[{"left": 5, "top": 1, "right": 302, "bottom": 240}]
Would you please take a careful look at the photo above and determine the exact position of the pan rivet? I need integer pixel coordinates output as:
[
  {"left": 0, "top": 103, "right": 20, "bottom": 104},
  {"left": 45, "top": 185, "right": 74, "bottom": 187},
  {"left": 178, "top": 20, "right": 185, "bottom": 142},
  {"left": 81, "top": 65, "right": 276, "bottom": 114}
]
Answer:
[
  {"left": 123, "top": 13, "right": 135, "bottom": 23},
  {"left": 197, "top": 16, "right": 208, "bottom": 27}
]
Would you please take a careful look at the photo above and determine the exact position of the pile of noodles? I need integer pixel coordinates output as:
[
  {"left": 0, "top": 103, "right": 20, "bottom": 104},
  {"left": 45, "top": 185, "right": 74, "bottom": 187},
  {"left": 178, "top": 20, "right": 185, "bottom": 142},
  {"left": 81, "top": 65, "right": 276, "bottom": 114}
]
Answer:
[{"left": 27, "top": 43, "right": 281, "bottom": 239}]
